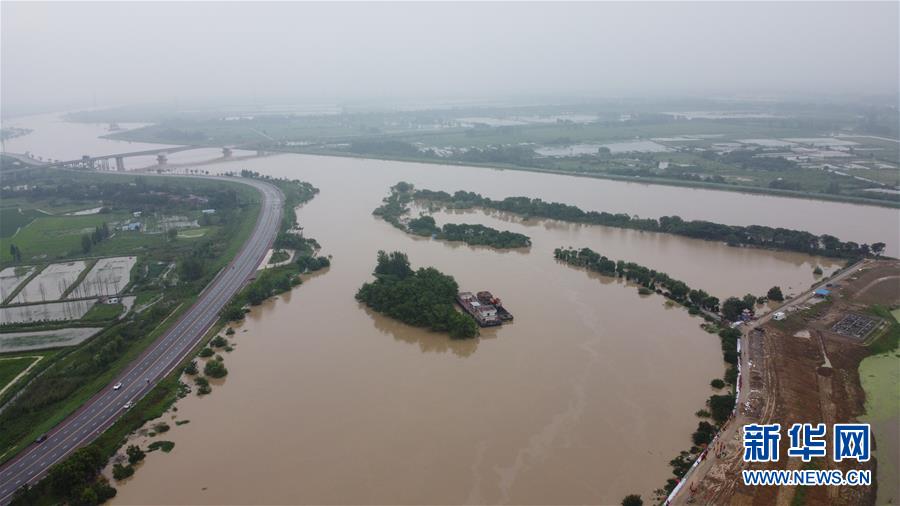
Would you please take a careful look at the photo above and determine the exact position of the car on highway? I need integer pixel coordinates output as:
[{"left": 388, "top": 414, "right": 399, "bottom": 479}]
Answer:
[
  {"left": 113, "top": 382, "right": 123, "bottom": 390},
  {"left": 123, "top": 401, "right": 133, "bottom": 410},
  {"left": 35, "top": 434, "right": 48, "bottom": 444}
]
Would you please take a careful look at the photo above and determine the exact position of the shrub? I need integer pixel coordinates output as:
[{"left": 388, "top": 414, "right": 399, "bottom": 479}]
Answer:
[
  {"left": 125, "top": 445, "right": 145, "bottom": 465},
  {"left": 621, "top": 494, "right": 643, "bottom": 506},
  {"left": 204, "top": 360, "right": 228, "bottom": 378},
  {"left": 710, "top": 379, "right": 726, "bottom": 389},
  {"left": 198, "top": 347, "right": 214, "bottom": 358},
  {"left": 112, "top": 463, "right": 134, "bottom": 481},
  {"left": 148, "top": 440, "right": 175, "bottom": 452}
]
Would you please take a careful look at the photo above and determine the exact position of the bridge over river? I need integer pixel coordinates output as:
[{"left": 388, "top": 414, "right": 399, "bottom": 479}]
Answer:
[{"left": 3, "top": 145, "right": 267, "bottom": 171}]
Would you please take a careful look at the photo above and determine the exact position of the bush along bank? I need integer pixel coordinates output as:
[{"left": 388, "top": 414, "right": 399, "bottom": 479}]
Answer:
[
  {"left": 414, "top": 187, "right": 886, "bottom": 259},
  {"left": 553, "top": 246, "right": 741, "bottom": 499},
  {"left": 374, "top": 182, "right": 531, "bottom": 249}
]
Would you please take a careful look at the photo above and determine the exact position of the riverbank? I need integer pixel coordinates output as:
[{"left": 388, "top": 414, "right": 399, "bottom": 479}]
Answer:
[
  {"left": 271, "top": 147, "right": 900, "bottom": 209},
  {"left": 674, "top": 259, "right": 899, "bottom": 505}
]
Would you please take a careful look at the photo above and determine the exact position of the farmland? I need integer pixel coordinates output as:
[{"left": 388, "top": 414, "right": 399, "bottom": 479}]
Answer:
[
  {"left": 0, "top": 327, "right": 103, "bottom": 353},
  {"left": 94, "top": 99, "right": 900, "bottom": 206}
]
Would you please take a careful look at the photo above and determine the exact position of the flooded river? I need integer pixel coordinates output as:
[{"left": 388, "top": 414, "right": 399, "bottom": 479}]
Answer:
[{"left": 5, "top": 114, "right": 898, "bottom": 503}]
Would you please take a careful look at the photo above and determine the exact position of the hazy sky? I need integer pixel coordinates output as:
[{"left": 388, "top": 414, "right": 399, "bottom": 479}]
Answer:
[{"left": 2, "top": 1, "right": 898, "bottom": 113}]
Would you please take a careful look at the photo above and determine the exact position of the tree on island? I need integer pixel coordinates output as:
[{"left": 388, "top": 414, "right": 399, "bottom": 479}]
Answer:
[
  {"left": 357, "top": 250, "right": 478, "bottom": 339},
  {"left": 621, "top": 494, "right": 643, "bottom": 506}
]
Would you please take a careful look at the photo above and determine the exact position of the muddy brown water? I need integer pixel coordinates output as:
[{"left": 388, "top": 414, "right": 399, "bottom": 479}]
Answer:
[{"left": 106, "top": 154, "right": 857, "bottom": 505}]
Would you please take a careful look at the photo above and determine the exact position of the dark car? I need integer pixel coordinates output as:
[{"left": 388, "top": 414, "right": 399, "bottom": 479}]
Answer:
[{"left": 35, "top": 434, "right": 48, "bottom": 444}]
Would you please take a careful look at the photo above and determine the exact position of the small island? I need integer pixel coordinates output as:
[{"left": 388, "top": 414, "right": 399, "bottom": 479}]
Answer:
[
  {"left": 374, "top": 182, "right": 531, "bottom": 249},
  {"left": 356, "top": 250, "right": 479, "bottom": 339}
]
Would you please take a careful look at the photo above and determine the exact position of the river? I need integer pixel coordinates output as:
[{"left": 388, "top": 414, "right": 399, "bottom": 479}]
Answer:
[{"left": 3, "top": 113, "right": 898, "bottom": 504}]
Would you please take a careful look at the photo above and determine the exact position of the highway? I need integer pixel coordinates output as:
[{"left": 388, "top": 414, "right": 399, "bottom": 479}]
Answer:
[{"left": 0, "top": 176, "right": 283, "bottom": 504}]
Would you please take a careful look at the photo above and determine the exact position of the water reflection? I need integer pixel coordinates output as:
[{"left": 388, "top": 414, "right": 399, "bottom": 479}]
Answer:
[{"left": 363, "top": 304, "right": 480, "bottom": 358}]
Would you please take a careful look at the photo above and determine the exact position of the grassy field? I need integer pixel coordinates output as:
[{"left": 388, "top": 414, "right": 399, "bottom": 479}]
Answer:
[
  {"left": 0, "top": 208, "right": 47, "bottom": 238},
  {"left": 0, "top": 179, "right": 263, "bottom": 462},
  {"left": 0, "top": 212, "right": 131, "bottom": 264},
  {"left": 0, "top": 356, "right": 38, "bottom": 393},
  {"left": 80, "top": 302, "right": 124, "bottom": 322}
]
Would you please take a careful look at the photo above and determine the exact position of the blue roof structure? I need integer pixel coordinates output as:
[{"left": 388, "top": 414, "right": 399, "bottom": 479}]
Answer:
[{"left": 814, "top": 288, "right": 831, "bottom": 296}]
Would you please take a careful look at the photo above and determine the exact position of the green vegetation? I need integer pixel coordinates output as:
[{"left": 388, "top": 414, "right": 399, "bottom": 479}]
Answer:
[
  {"left": 707, "top": 393, "right": 737, "bottom": 424},
  {"left": 374, "top": 183, "right": 531, "bottom": 249},
  {"left": 356, "top": 251, "right": 478, "bottom": 339},
  {"left": 621, "top": 494, "right": 643, "bottom": 506},
  {"left": 868, "top": 305, "right": 899, "bottom": 355},
  {"left": 93, "top": 99, "right": 900, "bottom": 206},
  {"left": 194, "top": 376, "right": 211, "bottom": 395},
  {"left": 0, "top": 170, "right": 272, "bottom": 466},
  {"left": 203, "top": 359, "right": 228, "bottom": 378},
  {"left": 554, "top": 245, "right": 747, "bottom": 498},
  {"left": 125, "top": 444, "right": 145, "bottom": 465},
  {"left": 553, "top": 247, "right": 720, "bottom": 312},
  {"left": 692, "top": 421, "right": 717, "bottom": 445},
  {"left": 269, "top": 249, "right": 290, "bottom": 264},
  {"left": 419, "top": 188, "right": 884, "bottom": 259},
  {"left": 0, "top": 208, "right": 45, "bottom": 238},
  {"left": 0, "top": 169, "right": 261, "bottom": 267},
  {"left": 80, "top": 302, "right": 124, "bottom": 322},
  {"left": 112, "top": 463, "right": 133, "bottom": 481},
  {"left": 0, "top": 356, "right": 37, "bottom": 391},
  {"left": 767, "top": 285, "right": 785, "bottom": 302},
  {"left": 147, "top": 440, "right": 175, "bottom": 452},
  {"left": 183, "top": 360, "right": 198, "bottom": 375}
]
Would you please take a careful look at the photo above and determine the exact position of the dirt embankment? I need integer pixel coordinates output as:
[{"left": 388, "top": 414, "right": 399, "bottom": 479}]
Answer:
[{"left": 687, "top": 260, "right": 899, "bottom": 506}]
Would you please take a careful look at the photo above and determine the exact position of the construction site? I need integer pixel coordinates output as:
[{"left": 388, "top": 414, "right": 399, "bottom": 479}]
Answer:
[{"left": 672, "top": 258, "right": 899, "bottom": 506}]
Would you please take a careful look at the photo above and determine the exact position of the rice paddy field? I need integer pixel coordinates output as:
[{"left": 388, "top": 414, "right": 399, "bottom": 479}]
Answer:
[
  {"left": 10, "top": 261, "right": 88, "bottom": 304},
  {"left": 0, "top": 299, "right": 96, "bottom": 324},
  {"left": 67, "top": 256, "right": 137, "bottom": 298},
  {"left": 0, "top": 266, "right": 35, "bottom": 303},
  {"left": 0, "top": 327, "right": 103, "bottom": 353}
]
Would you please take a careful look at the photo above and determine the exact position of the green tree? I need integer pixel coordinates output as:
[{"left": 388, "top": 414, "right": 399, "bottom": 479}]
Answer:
[
  {"left": 126, "top": 444, "right": 145, "bottom": 465},
  {"left": 81, "top": 234, "right": 93, "bottom": 254},
  {"left": 48, "top": 446, "right": 104, "bottom": 499},
  {"left": 621, "top": 494, "right": 643, "bottom": 506},
  {"left": 204, "top": 359, "right": 228, "bottom": 378},
  {"left": 374, "top": 250, "right": 413, "bottom": 278},
  {"left": 167, "top": 228, "right": 178, "bottom": 241},
  {"left": 179, "top": 257, "right": 204, "bottom": 281},
  {"left": 767, "top": 286, "right": 784, "bottom": 302}
]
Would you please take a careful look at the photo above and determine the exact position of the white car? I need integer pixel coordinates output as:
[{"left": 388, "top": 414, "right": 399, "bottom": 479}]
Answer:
[
  {"left": 113, "top": 382, "right": 123, "bottom": 390},
  {"left": 123, "top": 401, "right": 133, "bottom": 410}
]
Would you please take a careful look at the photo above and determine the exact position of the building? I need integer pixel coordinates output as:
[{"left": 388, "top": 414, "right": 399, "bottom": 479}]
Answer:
[{"left": 814, "top": 288, "right": 831, "bottom": 298}]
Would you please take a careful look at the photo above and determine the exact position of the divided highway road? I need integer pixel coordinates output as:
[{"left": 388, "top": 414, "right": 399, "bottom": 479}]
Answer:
[{"left": 0, "top": 176, "right": 283, "bottom": 504}]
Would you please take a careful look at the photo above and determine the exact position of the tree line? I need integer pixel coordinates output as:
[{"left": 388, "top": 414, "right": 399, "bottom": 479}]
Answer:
[
  {"left": 554, "top": 246, "right": 743, "bottom": 498},
  {"left": 412, "top": 188, "right": 885, "bottom": 259},
  {"left": 355, "top": 251, "right": 478, "bottom": 339},
  {"left": 375, "top": 183, "right": 531, "bottom": 249}
]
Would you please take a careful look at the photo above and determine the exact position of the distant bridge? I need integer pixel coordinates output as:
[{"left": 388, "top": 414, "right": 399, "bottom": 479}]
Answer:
[{"left": 7, "top": 145, "right": 268, "bottom": 171}]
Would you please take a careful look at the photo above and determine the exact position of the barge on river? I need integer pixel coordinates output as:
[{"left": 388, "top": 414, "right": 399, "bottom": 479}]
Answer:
[{"left": 456, "top": 291, "right": 514, "bottom": 327}]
